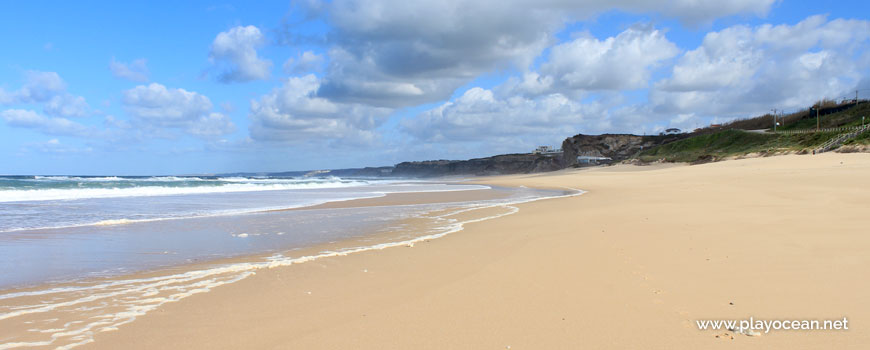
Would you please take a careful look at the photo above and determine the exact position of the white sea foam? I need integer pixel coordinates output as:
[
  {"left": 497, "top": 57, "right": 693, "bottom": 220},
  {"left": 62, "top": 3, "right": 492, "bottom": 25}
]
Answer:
[
  {"left": 0, "top": 180, "right": 370, "bottom": 203},
  {"left": 377, "top": 184, "right": 491, "bottom": 193},
  {"left": 92, "top": 219, "right": 137, "bottom": 226},
  {"left": 2, "top": 184, "right": 490, "bottom": 230},
  {"left": 0, "top": 192, "right": 389, "bottom": 233},
  {"left": 0, "top": 187, "right": 582, "bottom": 349},
  {"left": 22, "top": 176, "right": 352, "bottom": 183}
]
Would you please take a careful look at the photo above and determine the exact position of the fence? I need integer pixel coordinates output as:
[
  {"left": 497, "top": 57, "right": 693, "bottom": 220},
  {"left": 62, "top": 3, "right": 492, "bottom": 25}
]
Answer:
[
  {"left": 813, "top": 125, "right": 870, "bottom": 154},
  {"left": 774, "top": 125, "right": 867, "bottom": 135}
]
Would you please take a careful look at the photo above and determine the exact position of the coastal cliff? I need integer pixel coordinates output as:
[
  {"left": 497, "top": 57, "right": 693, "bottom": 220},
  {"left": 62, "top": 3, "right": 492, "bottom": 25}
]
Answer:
[
  {"left": 391, "top": 153, "right": 562, "bottom": 177},
  {"left": 561, "top": 133, "right": 686, "bottom": 167}
]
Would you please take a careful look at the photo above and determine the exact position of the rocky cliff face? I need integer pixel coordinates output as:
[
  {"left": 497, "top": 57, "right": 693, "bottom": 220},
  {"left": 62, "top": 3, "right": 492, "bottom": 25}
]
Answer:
[
  {"left": 561, "top": 133, "right": 686, "bottom": 167},
  {"left": 392, "top": 153, "right": 562, "bottom": 177}
]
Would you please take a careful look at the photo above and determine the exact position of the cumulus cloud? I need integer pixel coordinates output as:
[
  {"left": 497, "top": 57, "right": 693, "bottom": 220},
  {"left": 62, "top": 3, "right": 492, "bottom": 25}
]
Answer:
[
  {"left": 188, "top": 113, "right": 236, "bottom": 137},
  {"left": 402, "top": 87, "right": 608, "bottom": 150},
  {"left": 284, "top": 0, "right": 775, "bottom": 109},
  {"left": 0, "top": 109, "right": 92, "bottom": 136},
  {"left": 652, "top": 15, "right": 870, "bottom": 118},
  {"left": 11, "top": 71, "right": 67, "bottom": 103},
  {"left": 1, "top": 71, "right": 90, "bottom": 118},
  {"left": 122, "top": 83, "right": 211, "bottom": 124},
  {"left": 312, "top": 0, "right": 556, "bottom": 107},
  {"left": 508, "top": 24, "right": 679, "bottom": 96},
  {"left": 248, "top": 74, "right": 391, "bottom": 145},
  {"left": 210, "top": 25, "right": 272, "bottom": 82},
  {"left": 403, "top": 14, "right": 870, "bottom": 155},
  {"left": 122, "top": 83, "right": 235, "bottom": 137},
  {"left": 110, "top": 57, "right": 150, "bottom": 82},
  {"left": 44, "top": 94, "right": 89, "bottom": 118},
  {"left": 401, "top": 24, "right": 678, "bottom": 148}
]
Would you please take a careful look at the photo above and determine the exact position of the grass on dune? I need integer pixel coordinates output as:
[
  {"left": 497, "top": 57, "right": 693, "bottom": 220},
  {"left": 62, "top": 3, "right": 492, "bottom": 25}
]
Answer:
[
  {"left": 778, "top": 102, "right": 870, "bottom": 131},
  {"left": 844, "top": 128, "right": 870, "bottom": 146},
  {"left": 637, "top": 103, "right": 870, "bottom": 163},
  {"left": 637, "top": 130, "right": 841, "bottom": 163}
]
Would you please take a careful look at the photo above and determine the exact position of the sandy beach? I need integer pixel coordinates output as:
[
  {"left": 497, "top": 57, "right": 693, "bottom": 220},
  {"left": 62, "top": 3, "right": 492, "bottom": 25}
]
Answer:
[{"left": 65, "top": 153, "right": 870, "bottom": 349}]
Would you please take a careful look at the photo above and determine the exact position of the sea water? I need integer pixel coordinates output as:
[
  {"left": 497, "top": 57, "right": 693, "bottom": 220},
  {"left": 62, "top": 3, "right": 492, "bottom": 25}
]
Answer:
[{"left": 0, "top": 175, "right": 503, "bottom": 287}]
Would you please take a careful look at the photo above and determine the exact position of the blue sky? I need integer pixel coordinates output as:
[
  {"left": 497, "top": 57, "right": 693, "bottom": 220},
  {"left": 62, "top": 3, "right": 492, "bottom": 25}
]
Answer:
[{"left": 1, "top": 0, "right": 869, "bottom": 175}]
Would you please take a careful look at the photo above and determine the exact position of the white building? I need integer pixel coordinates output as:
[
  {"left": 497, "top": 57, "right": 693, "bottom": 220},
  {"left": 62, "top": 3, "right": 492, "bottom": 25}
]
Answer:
[
  {"left": 576, "top": 155, "right": 612, "bottom": 165},
  {"left": 533, "top": 146, "right": 562, "bottom": 154}
]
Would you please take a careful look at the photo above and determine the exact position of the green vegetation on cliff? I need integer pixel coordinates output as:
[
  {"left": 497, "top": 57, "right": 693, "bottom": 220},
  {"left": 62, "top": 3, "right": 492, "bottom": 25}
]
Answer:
[
  {"left": 636, "top": 130, "right": 842, "bottom": 163},
  {"left": 778, "top": 102, "right": 870, "bottom": 131},
  {"left": 844, "top": 128, "right": 870, "bottom": 146},
  {"left": 636, "top": 102, "right": 870, "bottom": 163}
]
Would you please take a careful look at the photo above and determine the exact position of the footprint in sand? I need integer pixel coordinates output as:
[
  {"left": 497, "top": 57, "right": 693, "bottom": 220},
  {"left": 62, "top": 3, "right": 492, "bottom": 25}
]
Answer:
[{"left": 714, "top": 332, "right": 734, "bottom": 340}]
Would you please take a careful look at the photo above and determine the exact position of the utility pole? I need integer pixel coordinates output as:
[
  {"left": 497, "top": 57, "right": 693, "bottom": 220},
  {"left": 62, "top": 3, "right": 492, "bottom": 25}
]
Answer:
[
  {"left": 816, "top": 106, "right": 820, "bottom": 131},
  {"left": 771, "top": 108, "right": 777, "bottom": 132}
]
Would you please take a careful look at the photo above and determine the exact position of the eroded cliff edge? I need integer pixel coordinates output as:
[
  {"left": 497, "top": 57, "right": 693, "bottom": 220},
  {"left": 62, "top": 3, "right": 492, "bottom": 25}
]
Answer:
[{"left": 561, "top": 133, "right": 686, "bottom": 167}]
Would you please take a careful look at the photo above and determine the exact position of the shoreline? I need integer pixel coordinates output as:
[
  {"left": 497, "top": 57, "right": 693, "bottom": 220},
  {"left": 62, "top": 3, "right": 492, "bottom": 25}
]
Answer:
[
  {"left": 0, "top": 186, "right": 538, "bottom": 295},
  {"left": 3, "top": 152, "right": 870, "bottom": 349},
  {"left": 0, "top": 184, "right": 572, "bottom": 349},
  {"left": 0, "top": 183, "right": 524, "bottom": 291}
]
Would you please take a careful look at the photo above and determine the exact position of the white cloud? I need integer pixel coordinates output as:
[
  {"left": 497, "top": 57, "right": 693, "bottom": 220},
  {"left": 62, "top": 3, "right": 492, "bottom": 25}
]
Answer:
[
  {"left": 1, "top": 71, "right": 90, "bottom": 117},
  {"left": 403, "top": 87, "right": 605, "bottom": 149},
  {"left": 44, "top": 94, "right": 89, "bottom": 118},
  {"left": 210, "top": 25, "right": 272, "bottom": 82},
  {"left": 401, "top": 24, "right": 680, "bottom": 149},
  {"left": 289, "top": 0, "right": 775, "bottom": 108},
  {"left": 313, "top": 0, "right": 556, "bottom": 107},
  {"left": 13, "top": 71, "right": 67, "bottom": 103},
  {"left": 652, "top": 15, "right": 870, "bottom": 118},
  {"left": 122, "top": 83, "right": 211, "bottom": 124},
  {"left": 188, "top": 113, "right": 236, "bottom": 137},
  {"left": 508, "top": 24, "right": 679, "bottom": 96},
  {"left": 122, "top": 83, "right": 235, "bottom": 137},
  {"left": 110, "top": 58, "right": 150, "bottom": 82},
  {"left": 0, "top": 109, "right": 91, "bottom": 136},
  {"left": 248, "top": 74, "right": 391, "bottom": 145}
]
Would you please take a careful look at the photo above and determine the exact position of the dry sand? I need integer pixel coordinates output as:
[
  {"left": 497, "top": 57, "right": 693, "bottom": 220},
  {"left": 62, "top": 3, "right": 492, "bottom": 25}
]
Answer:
[{"left": 84, "top": 153, "right": 870, "bottom": 349}]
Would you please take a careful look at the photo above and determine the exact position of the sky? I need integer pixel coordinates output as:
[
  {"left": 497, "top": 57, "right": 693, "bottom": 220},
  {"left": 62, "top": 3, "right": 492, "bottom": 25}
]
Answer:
[{"left": 1, "top": 0, "right": 869, "bottom": 175}]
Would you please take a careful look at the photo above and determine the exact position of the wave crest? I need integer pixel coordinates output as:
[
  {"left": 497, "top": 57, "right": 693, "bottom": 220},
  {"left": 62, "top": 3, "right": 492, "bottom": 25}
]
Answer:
[{"left": 0, "top": 180, "right": 369, "bottom": 203}]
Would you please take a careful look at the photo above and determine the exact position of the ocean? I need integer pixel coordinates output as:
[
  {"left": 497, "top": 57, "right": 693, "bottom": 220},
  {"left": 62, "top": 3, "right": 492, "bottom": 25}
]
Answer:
[{"left": 0, "top": 175, "right": 576, "bottom": 349}]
